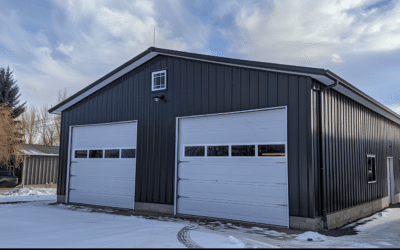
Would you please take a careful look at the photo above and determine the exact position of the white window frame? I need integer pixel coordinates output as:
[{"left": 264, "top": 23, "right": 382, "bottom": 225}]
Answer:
[
  {"left": 151, "top": 70, "right": 167, "bottom": 91},
  {"left": 367, "top": 154, "right": 377, "bottom": 183}
]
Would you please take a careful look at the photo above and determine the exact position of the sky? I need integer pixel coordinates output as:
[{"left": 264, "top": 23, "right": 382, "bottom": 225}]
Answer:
[{"left": 0, "top": 0, "right": 399, "bottom": 113}]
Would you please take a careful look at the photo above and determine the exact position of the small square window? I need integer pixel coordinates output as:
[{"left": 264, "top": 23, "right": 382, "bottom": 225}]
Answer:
[
  {"left": 75, "top": 150, "right": 87, "bottom": 158},
  {"left": 105, "top": 149, "right": 119, "bottom": 158},
  {"left": 152, "top": 70, "right": 167, "bottom": 91},
  {"left": 231, "top": 145, "right": 255, "bottom": 156},
  {"left": 258, "top": 144, "right": 285, "bottom": 156},
  {"left": 121, "top": 149, "right": 136, "bottom": 158},
  {"left": 367, "top": 155, "right": 376, "bottom": 182},
  {"left": 89, "top": 150, "right": 103, "bottom": 158},
  {"left": 185, "top": 146, "right": 205, "bottom": 157}
]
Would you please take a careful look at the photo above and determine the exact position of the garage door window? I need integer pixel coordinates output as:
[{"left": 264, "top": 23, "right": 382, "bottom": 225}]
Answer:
[
  {"left": 75, "top": 150, "right": 87, "bottom": 158},
  {"left": 258, "top": 144, "right": 285, "bottom": 156},
  {"left": 231, "top": 145, "right": 255, "bottom": 156},
  {"left": 185, "top": 146, "right": 205, "bottom": 157},
  {"left": 207, "top": 146, "right": 229, "bottom": 157},
  {"left": 121, "top": 149, "right": 136, "bottom": 158},
  {"left": 89, "top": 150, "right": 103, "bottom": 158},
  {"left": 105, "top": 149, "right": 119, "bottom": 158}
]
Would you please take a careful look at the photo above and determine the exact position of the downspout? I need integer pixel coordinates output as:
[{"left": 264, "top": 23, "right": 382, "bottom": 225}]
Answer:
[{"left": 314, "top": 76, "right": 338, "bottom": 229}]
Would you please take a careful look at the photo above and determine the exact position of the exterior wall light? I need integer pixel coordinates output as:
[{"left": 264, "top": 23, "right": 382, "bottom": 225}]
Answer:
[{"left": 153, "top": 95, "right": 165, "bottom": 103}]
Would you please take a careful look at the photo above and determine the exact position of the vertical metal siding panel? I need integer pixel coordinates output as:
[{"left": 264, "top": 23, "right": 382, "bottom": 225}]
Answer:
[
  {"left": 258, "top": 71, "right": 268, "bottom": 108},
  {"left": 240, "top": 68, "right": 250, "bottom": 110},
  {"left": 208, "top": 63, "right": 217, "bottom": 114},
  {"left": 26, "top": 157, "right": 31, "bottom": 185},
  {"left": 138, "top": 65, "right": 148, "bottom": 202},
  {"left": 267, "top": 72, "right": 278, "bottom": 107},
  {"left": 288, "top": 75, "right": 299, "bottom": 216},
  {"left": 224, "top": 66, "right": 232, "bottom": 112},
  {"left": 249, "top": 69, "right": 258, "bottom": 110},
  {"left": 202, "top": 62, "right": 209, "bottom": 114},
  {"left": 341, "top": 94, "right": 346, "bottom": 209},
  {"left": 151, "top": 60, "right": 159, "bottom": 203},
  {"left": 312, "top": 81, "right": 321, "bottom": 216},
  {"left": 277, "top": 74, "right": 289, "bottom": 107},
  {"left": 298, "top": 76, "right": 309, "bottom": 217},
  {"left": 166, "top": 57, "right": 175, "bottom": 204},
  {"left": 231, "top": 67, "right": 240, "bottom": 112},
  {"left": 44, "top": 157, "right": 49, "bottom": 184},
  {"left": 193, "top": 61, "right": 202, "bottom": 115},
  {"left": 216, "top": 64, "right": 225, "bottom": 113},
  {"left": 54, "top": 157, "right": 59, "bottom": 184},
  {"left": 347, "top": 98, "right": 352, "bottom": 208},
  {"left": 180, "top": 58, "right": 187, "bottom": 116},
  {"left": 186, "top": 60, "right": 194, "bottom": 116},
  {"left": 338, "top": 93, "right": 343, "bottom": 210},
  {"left": 327, "top": 90, "right": 333, "bottom": 213},
  {"left": 333, "top": 91, "right": 339, "bottom": 212},
  {"left": 48, "top": 157, "right": 53, "bottom": 184},
  {"left": 34, "top": 156, "right": 39, "bottom": 185},
  {"left": 306, "top": 77, "right": 315, "bottom": 217},
  {"left": 159, "top": 60, "right": 168, "bottom": 204}
]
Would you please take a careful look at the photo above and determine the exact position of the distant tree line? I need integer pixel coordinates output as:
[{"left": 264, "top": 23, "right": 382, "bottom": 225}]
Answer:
[{"left": 0, "top": 66, "right": 66, "bottom": 171}]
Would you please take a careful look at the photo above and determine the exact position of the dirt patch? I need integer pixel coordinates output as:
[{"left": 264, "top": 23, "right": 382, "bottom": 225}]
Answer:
[{"left": 318, "top": 218, "right": 375, "bottom": 237}]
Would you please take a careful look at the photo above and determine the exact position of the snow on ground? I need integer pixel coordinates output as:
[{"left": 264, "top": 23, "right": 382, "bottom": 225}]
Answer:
[
  {"left": 0, "top": 188, "right": 57, "bottom": 203},
  {"left": 1, "top": 193, "right": 400, "bottom": 248}
]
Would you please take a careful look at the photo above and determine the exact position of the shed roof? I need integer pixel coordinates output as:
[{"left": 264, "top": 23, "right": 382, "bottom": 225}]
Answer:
[
  {"left": 22, "top": 144, "right": 59, "bottom": 156},
  {"left": 48, "top": 47, "right": 400, "bottom": 125}
]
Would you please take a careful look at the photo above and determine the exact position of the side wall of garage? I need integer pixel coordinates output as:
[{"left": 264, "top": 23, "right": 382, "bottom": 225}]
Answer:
[
  {"left": 57, "top": 55, "right": 318, "bottom": 218},
  {"left": 311, "top": 80, "right": 400, "bottom": 215}
]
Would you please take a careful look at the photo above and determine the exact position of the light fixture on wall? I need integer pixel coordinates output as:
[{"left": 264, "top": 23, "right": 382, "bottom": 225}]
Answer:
[{"left": 153, "top": 95, "right": 165, "bottom": 103}]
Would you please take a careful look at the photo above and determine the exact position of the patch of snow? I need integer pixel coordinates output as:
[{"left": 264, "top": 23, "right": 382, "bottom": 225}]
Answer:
[
  {"left": 251, "top": 226, "right": 264, "bottom": 231},
  {"left": 376, "top": 241, "right": 392, "bottom": 246},
  {"left": 228, "top": 235, "right": 245, "bottom": 247},
  {"left": 296, "top": 231, "right": 327, "bottom": 242},
  {"left": 1, "top": 187, "right": 56, "bottom": 196},
  {"left": 190, "top": 230, "right": 245, "bottom": 248}
]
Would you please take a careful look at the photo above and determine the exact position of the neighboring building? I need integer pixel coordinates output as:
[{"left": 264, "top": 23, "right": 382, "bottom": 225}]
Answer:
[
  {"left": 20, "top": 144, "right": 59, "bottom": 188},
  {"left": 49, "top": 47, "right": 399, "bottom": 230}
]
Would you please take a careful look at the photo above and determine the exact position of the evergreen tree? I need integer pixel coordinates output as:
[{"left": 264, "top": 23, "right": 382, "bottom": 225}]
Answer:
[{"left": 0, "top": 66, "right": 26, "bottom": 118}]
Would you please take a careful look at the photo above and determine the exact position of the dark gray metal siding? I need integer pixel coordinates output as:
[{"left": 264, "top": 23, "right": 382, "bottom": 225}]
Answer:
[
  {"left": 312, "top": 80, "right": 400, "bottom": 215},
  {"left": 57, "top": 55, "right": 316, "bottom": 218},
  {"left": 23, "top": 155, "right": 58, "bottom": 185}
]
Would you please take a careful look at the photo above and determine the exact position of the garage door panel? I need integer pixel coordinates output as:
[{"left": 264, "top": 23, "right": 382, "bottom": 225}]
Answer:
[
  {"left": 179, "top": 163, "right": 287, "bottom": 184},
  {"left": 70, "top": 176, "right": 135, "bottom": 196},
  {"left": 70, "top": 162, "right": 136, "bottom": 178},
  {"left": 69, "top": 191, "right": 134, "bottom": 209},
  {"left": 178, "top": 198, "right": 288, "bottom": 226},
  {"left": 177, "top": 108, "right": 288, "bottom": 227},
  {"left": 69, "top": 122, "right": 136, "bottom": 209},
  {"left": 178, "top": 180, "right": 288, "bottom": 205},
  {"left": 72, "top": 123, "right": 137, "bottom": 149}
]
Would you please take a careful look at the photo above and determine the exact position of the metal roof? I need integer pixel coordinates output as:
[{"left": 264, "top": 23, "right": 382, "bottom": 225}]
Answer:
[
  {"left": 48, "top": 47, "right": 400, "bottom": 125},
  {"left": 22, "top": 144, "right": 59, "bottom": 156}
]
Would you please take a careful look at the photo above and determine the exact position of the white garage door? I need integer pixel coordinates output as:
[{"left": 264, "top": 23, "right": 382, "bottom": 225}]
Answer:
[
  {"left": 176, "top": 108, "right": 288, "bottom": 227},
  {"left": 68, "top": 122, "right": 137, "bottom": 209}
]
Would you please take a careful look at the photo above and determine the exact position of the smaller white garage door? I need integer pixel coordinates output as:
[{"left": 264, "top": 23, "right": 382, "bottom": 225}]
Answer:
[
  {"left": 68, "top": 122, "right": 137, "bottom": 209},
  {"left": 176, "top": 108, "right": 288, "bottom": 227}
]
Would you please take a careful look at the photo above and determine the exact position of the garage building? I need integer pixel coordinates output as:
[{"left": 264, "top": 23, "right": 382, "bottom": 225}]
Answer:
[{"left": 49, "top": 47, "right": 400, "bottom": 230}]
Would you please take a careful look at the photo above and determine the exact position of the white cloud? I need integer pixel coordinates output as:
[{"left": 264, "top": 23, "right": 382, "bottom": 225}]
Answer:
[
  {"left": 56, "top": 43, "right": 74, "bottom": 55},
  {"left": 386, "top": 104, "right": 400, "bottom": 115},
  {"left": 217, "top": 0, "right": 400, "bottom": 65},
  {"left": 331, "top": 53, "right": 343, "bottom": 63},
  {"left": 0, "top": 0, "right": 211, "bottom": 108}
]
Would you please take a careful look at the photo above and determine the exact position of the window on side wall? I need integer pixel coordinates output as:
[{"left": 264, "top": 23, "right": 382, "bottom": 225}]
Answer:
[
  {"left": 152, "top": 70, "right": 167, "bottom": 91},
  {"left": 367, "top": 155, "right": 376, "bottom": 183}
]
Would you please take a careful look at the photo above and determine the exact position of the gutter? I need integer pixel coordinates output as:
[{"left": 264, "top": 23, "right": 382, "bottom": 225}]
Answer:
[{"left": 314, "top": 71, "right": 339, "bottom": 229}]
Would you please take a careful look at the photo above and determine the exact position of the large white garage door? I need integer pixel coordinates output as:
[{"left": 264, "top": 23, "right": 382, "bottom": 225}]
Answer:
[
  {"left": 68, "top": 122, "right": 137, "bottom": 209},
  {"left": 176, "top": 108, "right": 288, "bottom": 227}
]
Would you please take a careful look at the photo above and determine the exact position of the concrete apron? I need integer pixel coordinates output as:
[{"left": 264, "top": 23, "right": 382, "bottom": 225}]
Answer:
[{"left": 56, "top": 194, "right": 394, "bottom": 231}]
